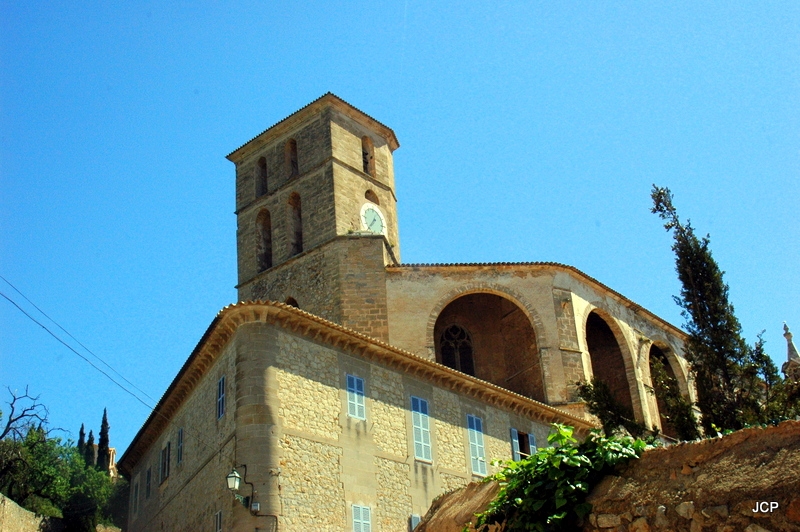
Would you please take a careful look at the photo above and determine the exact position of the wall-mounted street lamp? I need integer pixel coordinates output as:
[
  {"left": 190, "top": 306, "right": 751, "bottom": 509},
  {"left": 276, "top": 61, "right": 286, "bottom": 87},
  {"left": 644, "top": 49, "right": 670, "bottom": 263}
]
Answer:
[{"left": 226, "top": 468, "right": 251, "bottom": 509}]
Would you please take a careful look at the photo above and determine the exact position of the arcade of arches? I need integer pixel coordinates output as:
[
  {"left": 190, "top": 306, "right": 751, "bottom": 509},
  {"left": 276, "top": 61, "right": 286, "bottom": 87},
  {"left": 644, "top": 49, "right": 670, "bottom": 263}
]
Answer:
[{"left": 433, "top": 293, "right": 545, "bottom": 403}]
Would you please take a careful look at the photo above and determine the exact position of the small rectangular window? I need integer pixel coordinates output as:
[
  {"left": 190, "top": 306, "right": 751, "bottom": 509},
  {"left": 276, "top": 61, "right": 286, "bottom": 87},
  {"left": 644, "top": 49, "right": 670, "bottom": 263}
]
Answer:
[
  {"left": 132, "top": 481, "right": 140, "bottom": 515},
  {"left": 214, "top": 510, "right": 223, "bottom": 532},
  {"left": 410, "top": 514, "right": 421, "bottom": 530},
  {"left": 352, "top": 504, "right": 372, "bottom": 532},
  {"left": 467, "top": 414, "right": 487, "bottom": 476},
  {"left": 510, "top": 428, "right": 537, "bottom": 461},
  {"left": 160, "top": 442, "right": 170, "bottom": 483},
  {"left": 411, "top": 396, "right": 432, "bottom": 462},
  {"left": 177, "top": 428, "right": 184, "bottom": 465},
  {"left": 217, "top": 376, "right": 226, "bottom": 419},
  {"left": 347, "top": 374, "right": 366, "bottom": 420},
  {"left": 145, "top": 467, "right": 151, "bottom": 499}
]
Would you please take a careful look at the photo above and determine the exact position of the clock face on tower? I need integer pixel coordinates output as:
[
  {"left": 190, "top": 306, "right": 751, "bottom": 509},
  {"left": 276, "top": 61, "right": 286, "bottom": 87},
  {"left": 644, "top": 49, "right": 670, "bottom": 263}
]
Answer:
[{"left": 360, "top": 203, "right": 386, "bottom": 235}]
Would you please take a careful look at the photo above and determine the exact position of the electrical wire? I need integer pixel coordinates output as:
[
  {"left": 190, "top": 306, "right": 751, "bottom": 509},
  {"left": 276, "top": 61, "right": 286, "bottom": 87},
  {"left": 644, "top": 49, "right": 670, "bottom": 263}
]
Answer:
[
  {"left": 0, "top": 282, "right": 225, "bottom": 459},
  {"left": 1, "top": 274, "right": 158, "bottom": 404}
]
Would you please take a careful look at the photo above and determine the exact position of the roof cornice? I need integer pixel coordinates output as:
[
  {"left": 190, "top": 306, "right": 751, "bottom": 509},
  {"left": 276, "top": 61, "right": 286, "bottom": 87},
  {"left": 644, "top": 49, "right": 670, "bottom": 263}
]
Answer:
[
  {"left": 118, "top": 301, "right": 595, "bottom": 475},
  {"left": 226, "top": 93, "right": 400, "bottom": 162},
  {"left": 386, "top": 262, "right": 687, "bottom": 340}
]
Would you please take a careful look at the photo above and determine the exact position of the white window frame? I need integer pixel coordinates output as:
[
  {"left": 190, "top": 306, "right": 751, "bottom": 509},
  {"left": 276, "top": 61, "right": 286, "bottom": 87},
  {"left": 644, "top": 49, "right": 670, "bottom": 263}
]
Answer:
[
  {"left": 214, "top": 510, "right": 223, "bottom": 532},
  {"left": 467, "top": 414, "right": 487, "bottom": 476},
  {"left": 411, "top": 396, "right": 432, "bottom": 462},
  {"left": 410, "top": 514, "right": 422, "bottom": 530},
  {"left": 347, "top": 374, "right": 366, "bottom": 420},
  {"left": 159, "top": 442, "right": 170, "bottom": 484},
  {"left": 352, "top": 504, "right": 372, "bottom": 532},
  {"left": 510, "top": 428, "right": 537, "bottom": 461},
  {"left": 217, "top": 376, "right": 226, "bottom": 419}
]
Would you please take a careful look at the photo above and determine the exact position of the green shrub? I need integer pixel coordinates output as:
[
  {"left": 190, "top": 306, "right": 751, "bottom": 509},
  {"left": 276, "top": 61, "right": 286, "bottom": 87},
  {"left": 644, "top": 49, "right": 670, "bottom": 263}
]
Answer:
[{"left": 471, "top": 424, "right": 646, "bottom": 532}]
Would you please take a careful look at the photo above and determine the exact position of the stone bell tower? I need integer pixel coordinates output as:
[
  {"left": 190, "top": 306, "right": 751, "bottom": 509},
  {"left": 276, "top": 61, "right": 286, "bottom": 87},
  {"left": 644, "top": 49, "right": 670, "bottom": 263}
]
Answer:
[{"left": 226, "top": 93, "right": 400, "bottom": 341}]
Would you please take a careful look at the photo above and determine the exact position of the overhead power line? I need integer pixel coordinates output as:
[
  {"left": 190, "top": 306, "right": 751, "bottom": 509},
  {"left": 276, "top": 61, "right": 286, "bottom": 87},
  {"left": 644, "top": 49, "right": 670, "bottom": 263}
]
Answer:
[{"left": 0, "top": 277, "right": 222, "bottom": 458}]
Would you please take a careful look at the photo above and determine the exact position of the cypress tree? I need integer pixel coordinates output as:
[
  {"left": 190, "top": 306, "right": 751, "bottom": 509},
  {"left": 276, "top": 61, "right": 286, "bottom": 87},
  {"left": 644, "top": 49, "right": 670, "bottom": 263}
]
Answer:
[
  {"left": 84, "top": 430, "right": 96, "bottom": 467},
  {"left": 97, "top": 409, "right": 110, "bottom": 473},
  {"left": 651, "top": 186, "right": 787, "bottom": 432},
  {"left": 77, "top": 423, "right": 86, "bottom": 456}
]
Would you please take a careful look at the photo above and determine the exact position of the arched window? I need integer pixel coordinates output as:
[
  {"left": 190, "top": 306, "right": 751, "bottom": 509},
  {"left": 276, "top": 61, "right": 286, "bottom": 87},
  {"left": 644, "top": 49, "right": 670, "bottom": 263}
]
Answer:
[
  {"left": 288, "top": 193, "right": 303, "bottom": 256},
  {"left": 361, "top": 136, "right": 375, "bottom": 176},
  {"left": 255, "top": 157, "right": 268, "bottom": 197},
  {"left": 285, "top": 139, "right": 299, "bottom": 178},
  {"left": 285, "top": 297, "right": 299, "bottom": 308},
  {"left": 439, "top": 324, "right": 475, "bottom": 376},
  {"left": 364, "top": 190, "right": 380, "bottom": 205},
  {"left": 256, "top": 209, "right": 272, "bottom": 272}
]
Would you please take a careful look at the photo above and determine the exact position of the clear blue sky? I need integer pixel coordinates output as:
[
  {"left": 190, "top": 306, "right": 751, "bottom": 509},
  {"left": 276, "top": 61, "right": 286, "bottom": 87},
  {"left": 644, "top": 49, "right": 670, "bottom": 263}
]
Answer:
[{"left": 2, "top": 2, "right": 798, "bottom": 454}]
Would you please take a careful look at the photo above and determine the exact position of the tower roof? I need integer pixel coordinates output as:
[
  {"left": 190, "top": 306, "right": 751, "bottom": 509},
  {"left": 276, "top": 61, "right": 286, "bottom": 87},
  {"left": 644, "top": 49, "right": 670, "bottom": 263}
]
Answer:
[{"left": 226, "top": 92, "right": 400, "bottom": 162}]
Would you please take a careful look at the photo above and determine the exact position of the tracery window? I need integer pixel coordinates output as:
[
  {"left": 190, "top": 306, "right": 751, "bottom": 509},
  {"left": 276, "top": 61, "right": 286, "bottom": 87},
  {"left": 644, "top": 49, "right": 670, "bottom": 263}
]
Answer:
[{"left": 439, "top": 324, "right": 475, "bottom": 376}]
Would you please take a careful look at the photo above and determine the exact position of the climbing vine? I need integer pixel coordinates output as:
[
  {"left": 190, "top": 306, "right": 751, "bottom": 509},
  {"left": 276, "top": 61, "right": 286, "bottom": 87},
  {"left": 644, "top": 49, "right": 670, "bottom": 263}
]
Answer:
[{"left": 471, "top": 424, "right": 646, "bottom": 532}]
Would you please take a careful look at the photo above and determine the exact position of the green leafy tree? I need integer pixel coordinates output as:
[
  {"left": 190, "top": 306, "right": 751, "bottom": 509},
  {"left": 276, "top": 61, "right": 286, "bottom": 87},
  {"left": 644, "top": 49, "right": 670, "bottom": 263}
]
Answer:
[
  {"left": 96, "top": 408, "right": 110, "bottom": 472},
  {"left": 0, "top": 389, "right": 124, "bottom": 531},
  {"left": 472, "top": 424, "right": 645, "bottom": 531},
  {"left": 651, "top": 186, "right": 796, "bottom": 432}
]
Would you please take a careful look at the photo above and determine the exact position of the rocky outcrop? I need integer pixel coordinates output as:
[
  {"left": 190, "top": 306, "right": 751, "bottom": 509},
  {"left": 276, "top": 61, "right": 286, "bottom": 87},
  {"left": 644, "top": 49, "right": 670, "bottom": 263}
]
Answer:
[
  {"left": 584, "top": 420, "right": 800, "bottom": 531},
  {"left": 416, "top": 420, "right": 800, "bottom": 532}
]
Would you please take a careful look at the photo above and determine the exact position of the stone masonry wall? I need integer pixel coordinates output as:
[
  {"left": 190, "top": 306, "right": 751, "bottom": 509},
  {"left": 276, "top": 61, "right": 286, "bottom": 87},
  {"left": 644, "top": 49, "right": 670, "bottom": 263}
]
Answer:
[
  {"left": 267, "top": 326, "right": 553, "bottom": 531},
  {"left": 237, "top": 164, "right": 337, "bottom": 289},
  {"left": 127, "top": 342, "right": 237, "bottom": 532},
  {"left": 583, "top": 421, "right": 800, "bottom": 532},
  {"left": 0, "top": 493, "right": 64, "bottom": 532}
]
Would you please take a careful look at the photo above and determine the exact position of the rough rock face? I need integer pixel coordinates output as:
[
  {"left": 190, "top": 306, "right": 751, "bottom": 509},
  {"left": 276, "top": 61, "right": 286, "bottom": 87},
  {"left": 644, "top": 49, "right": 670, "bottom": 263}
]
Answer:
[
  {"left": 584, "top": 420, "right": 800, "bottom": 532},
  {"left": 415, "top": 480, "right": 500, "bottom": 532},
  {"left": 416, "top": 420, "right": 800, "bottom": 532}
]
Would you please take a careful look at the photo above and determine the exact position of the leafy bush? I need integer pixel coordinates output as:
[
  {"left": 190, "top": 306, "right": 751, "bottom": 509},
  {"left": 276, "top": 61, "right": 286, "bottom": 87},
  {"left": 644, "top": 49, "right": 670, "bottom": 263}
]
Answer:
[{"left": 471, "top": 424, "right": 646, "bottom": 532}]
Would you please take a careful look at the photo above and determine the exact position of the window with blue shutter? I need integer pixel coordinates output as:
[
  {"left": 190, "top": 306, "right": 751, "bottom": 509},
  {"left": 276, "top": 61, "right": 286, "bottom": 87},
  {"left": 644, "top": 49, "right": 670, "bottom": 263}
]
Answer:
[{"left": 411, "top": 397, "right": 432, "bottom": 461}]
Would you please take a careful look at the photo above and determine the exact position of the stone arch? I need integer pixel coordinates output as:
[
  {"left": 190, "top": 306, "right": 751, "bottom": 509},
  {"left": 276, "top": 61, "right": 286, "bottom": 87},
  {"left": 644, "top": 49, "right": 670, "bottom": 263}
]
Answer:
[
  {"left": 646, "top": 339, "right": 690, "bottom": 397},
  {"left": 426, "top": 284, "right": 547, "bottom": 403},
  {"left": 425, "top": 284, "right": 547, "bottom": 357},
  {"left": 285, "top": 297, "right": 299, "bottom": 308},
  {"left": 582, "top": 308, "right": 644, "bottom": 422},
  {"left": 647, "top": 343, "right": 680, "bottom": 438},
  {"left": 364, "top": 189, "right": 380, "bottom": 205}
]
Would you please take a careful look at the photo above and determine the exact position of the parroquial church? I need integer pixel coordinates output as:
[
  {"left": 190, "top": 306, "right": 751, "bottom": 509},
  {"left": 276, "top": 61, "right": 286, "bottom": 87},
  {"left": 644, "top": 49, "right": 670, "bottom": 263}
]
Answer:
[{"left": 118, "top": 94, "right": 694, "bottom": 532}]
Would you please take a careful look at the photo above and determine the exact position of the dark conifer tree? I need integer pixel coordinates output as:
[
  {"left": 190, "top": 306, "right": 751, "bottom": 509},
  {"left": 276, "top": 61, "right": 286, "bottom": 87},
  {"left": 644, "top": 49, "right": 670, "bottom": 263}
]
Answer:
[
  {"left": 651, "top": 186, "right": 788, "bottom": 433},
  {"left": 77, "top": 423, "right": 86, "bottom": 456},
  {"left": 97, "top": 409, "right": 110, "bottom": 472},
  {"left": 84, "top": 430, "right": 96, "bottom": 467}
]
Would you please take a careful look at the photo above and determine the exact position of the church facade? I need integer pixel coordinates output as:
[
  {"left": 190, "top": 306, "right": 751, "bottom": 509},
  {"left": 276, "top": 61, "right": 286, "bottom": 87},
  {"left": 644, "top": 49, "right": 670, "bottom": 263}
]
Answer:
[{"left": 118, "top": 94, "right": 693, "bottom": 532}]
